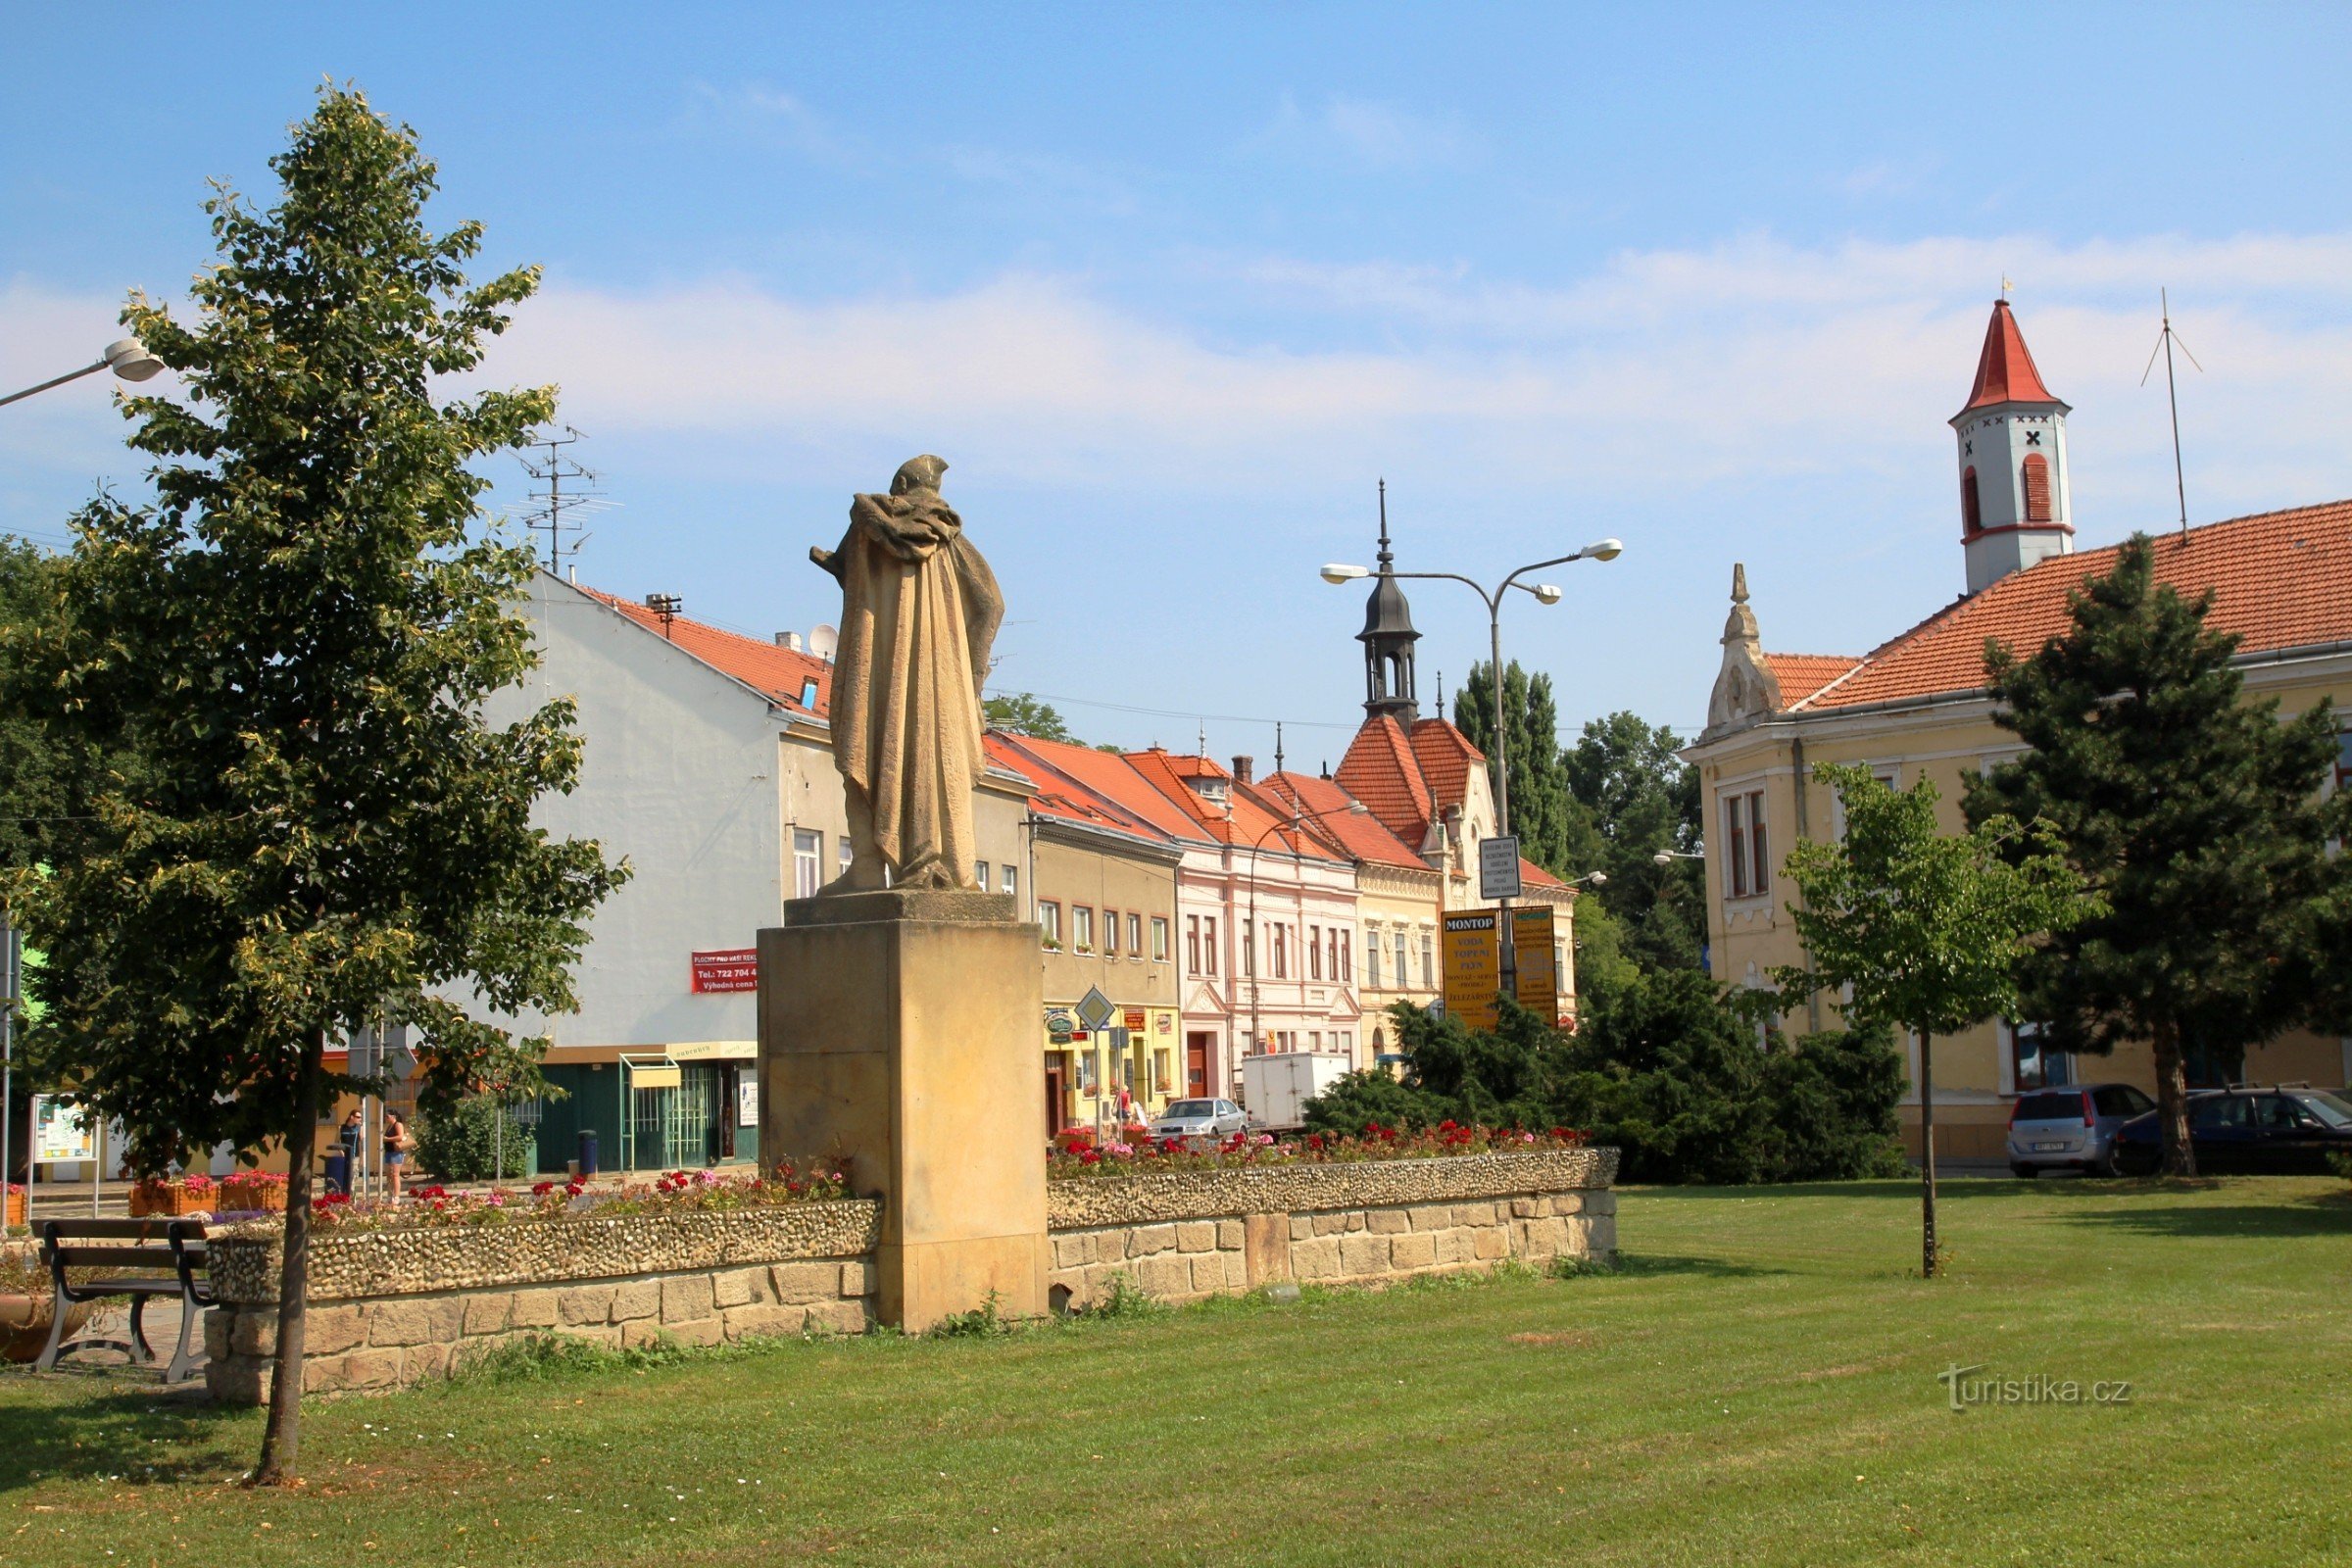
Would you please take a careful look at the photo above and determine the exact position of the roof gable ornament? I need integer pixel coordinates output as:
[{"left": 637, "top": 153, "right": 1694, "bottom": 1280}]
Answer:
[{"left": 1705, "top": 563, "right": 1785, "bottom": 737}]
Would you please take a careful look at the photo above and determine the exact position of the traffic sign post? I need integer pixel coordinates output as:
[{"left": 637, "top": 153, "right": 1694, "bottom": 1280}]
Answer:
[{"left": 1477, "top": 835, "right": 1523, "bottom": 901}]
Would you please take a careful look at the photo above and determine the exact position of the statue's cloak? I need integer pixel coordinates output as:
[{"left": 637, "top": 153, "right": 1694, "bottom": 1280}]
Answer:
[{"left": 829, "top": 487, "right": 1003, "bottom": 887}]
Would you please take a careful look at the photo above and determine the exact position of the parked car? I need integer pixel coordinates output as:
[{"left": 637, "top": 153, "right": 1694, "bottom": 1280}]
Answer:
[
  {"left": 2008, "top": 1083, "right": 2157, "bottom": 1178},
  {"left": 2113, "top": 1086, "right": 2352, "bottom": 1175},
  {"left": 1148, "top": 1098, "right": 1248, "bottom": 1142}
]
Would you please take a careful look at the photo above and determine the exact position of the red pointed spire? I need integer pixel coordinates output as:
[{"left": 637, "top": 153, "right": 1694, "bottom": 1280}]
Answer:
[{"left": 1959, "top": 299, "right": 2059, "bottom": 412}]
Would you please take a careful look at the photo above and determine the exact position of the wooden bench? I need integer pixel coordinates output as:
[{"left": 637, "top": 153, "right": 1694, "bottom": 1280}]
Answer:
[{"left": 35, "top": 1217, "right": 213, "bottom": 1384}]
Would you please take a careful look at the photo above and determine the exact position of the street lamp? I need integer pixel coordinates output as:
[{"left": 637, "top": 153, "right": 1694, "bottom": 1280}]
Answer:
[
  {"left": 1320, "top": 534, "right": 1623, "bottom": 999},
  {"left": 1566, "top": 871, "right": 1609, "bottom": 887},
  {"left": 0, "top": 337, "right": 165, "bottom": 410},
  {"left": 1653, "top": 850, "right": 1705, "bottom": 865},
  {"left": 1242, "top": 799, "right": 1369, "bottom": 1064}
]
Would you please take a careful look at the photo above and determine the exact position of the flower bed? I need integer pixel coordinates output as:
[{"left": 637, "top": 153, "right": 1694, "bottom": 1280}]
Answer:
[
  {"left": 298, "top": 1160, "right": 849, "bottom": 1235},
  {"left": 1048, "top": 1121, "right": 1584, "bottom": 1179}
]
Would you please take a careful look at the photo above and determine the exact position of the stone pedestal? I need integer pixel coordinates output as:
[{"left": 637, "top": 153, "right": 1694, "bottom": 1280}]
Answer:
[{"left": 757, "top": 889, "right": 1046, "bottom": 1332}]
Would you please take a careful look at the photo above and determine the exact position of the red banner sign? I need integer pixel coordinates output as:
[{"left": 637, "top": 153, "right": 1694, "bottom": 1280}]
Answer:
[{"left": 690, "top": 949, "right": 760, "bottom": 994}]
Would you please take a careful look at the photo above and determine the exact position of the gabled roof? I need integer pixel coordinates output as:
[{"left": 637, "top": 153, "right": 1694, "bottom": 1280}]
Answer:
[
  {"left": 1120, "top": 749, "right": 1348, "bottom": 862},
  {"left": 1762, "top": 653, "right": 1863, "bottom": 707},
  {"left": 1781, "top": 499, "right": 2352, "bottom": 712},
  {"left": 1262, "top": 771, "right": 1433, "bottom": 871},
  {"left": 1957, "top": 299, "right": 2060, "bottom": 415},
  {"left": 1012, "top": 741, "right": 1220, "bottom": 846},
  {"left": 984, "top": 732, "right": 1202, "bottom": 850},
  {"left": 1407, "top": 717, "right": 1485, "bottom": 815},
  {"left": 576, "top": 583, "right": 834, "bottom": 717},
  {"left": 1334, "top": 714, "right": 1438, "bottom": 847}
]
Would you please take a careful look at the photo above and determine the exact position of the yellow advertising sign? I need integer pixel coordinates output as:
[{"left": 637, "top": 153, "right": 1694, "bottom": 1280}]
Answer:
[
  {"left": 1441, "top": 910, "right": 1501, "bottom": 1032},
  {"left": 1512, "top": 906, "right": 1562, "bottom": 1027}
]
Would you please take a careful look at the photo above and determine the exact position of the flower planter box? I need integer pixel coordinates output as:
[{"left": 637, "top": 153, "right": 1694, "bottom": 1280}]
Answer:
[
  {"left": 3, "top": 1189, "right": 23, "bottom": 1229},
  {"left": 220, "top": 1178, "right": 288, "bottom": 1213},
  {"left": 129, "top": 1181, "right": 210, "bottom": 1218}
]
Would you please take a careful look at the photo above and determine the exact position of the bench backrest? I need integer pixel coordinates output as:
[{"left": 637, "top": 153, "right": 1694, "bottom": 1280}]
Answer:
[{"left": 40, "top": 1218, "right": 209, "bottom": 1260}]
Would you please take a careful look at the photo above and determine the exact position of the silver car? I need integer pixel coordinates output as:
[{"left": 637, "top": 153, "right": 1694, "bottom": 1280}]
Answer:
[
  {"left": 2008, "top": 1082, "right": 2156, "bottom": 1177},
  {"left": 1149, "top": 1098, "right": 1248, "bottom": 1142}
]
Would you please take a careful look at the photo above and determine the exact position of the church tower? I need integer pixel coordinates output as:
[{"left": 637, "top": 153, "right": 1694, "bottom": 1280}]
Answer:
[
  {"left": 1358, "top": 484, "right": 1421, "bottom": 723},
  {"left": 1951, "top": 299, "right": 2074, "bottom": 595}
]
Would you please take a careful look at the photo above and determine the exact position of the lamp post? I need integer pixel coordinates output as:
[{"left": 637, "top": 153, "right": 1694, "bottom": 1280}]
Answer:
[
  {"left": 1321, "top": 536, "right": 1622, "bottom": 1001},
  {"left": 0, "top": 338, "right": 164, "bottom": 409},
  {"left": 1241, "top": 800, "right": 1369, "bottom": 1066}
]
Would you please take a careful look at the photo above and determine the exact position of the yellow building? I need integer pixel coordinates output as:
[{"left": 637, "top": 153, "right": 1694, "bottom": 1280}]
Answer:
[{"left": 1689, "top": 301, "right": 2352, "bottom": 1159}]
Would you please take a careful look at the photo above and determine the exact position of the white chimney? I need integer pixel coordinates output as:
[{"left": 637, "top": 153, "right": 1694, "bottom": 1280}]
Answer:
[{"left": 776, "top": 631, "right": 804, "bottom": 652}]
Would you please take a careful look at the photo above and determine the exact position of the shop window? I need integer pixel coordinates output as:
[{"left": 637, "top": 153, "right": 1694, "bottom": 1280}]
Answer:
[
  {"left": 1152, "top": 915, "right": 1169, "bottom": 961},
  {"left": 792, "top": 829, "right": 823, "bottom": 900},
  {"left": 1073, "top": 906, "right": 1095, "bottom": 954}
]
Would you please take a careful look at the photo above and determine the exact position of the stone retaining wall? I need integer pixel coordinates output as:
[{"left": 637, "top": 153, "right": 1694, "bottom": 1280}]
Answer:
[{"left": 200, "top": 1151, "right": 1616, "bottom": 1403}]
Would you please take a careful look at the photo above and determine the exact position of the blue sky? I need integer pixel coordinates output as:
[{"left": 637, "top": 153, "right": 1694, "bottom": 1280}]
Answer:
[{"left": 6, "top": 4, "right": 2350, "bottom": 756}]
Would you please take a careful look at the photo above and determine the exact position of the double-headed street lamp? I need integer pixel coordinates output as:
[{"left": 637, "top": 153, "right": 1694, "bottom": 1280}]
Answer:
[
  {"left": 1321, "top": 535, "right": 1623, "bottom": 999},
  {"left": 0, "top": 337, "right": 164, "bottom": 409},
  {"left": 1241, "top": 799, "right": 1369, "bottom": 1062}
]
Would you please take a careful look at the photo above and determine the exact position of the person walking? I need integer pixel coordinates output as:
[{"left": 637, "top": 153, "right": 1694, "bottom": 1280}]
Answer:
[{"left": 382, "top": 1109, "right": 414, "bottom": 1200}]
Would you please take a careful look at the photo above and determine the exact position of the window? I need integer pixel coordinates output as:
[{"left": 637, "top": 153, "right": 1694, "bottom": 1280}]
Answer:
[
  {"left": 1039, "top": 901, "right": 1062, "bottom": 946},
  {"left": 1365, "top": 927, "right": 1383, "bottom": 989},
  {"left": 1203, "top": 917, "right": 1217, "bottom": 975},
  {"left": 839, "top": 836, "right": 854, "bottom": 878},
  {"left": 1102, "top": 910, "right": 1118, "bottom": 957},
  {"left": 1152, "top": 916, "right": 1169, "bottom": 962},
  {"left": 1242, "top": 917, "right": 1253, "bottom": 977},
  {"left": 1003, "top": 863, "right": 1018, "bottom": 902},
  {"left": 1128, "top": 913, "right": 1143, "bottom": 957},
  {"left": 1307, "top": 924, "right": 1323, "bottom": 980},
  {"left": 1961, "top": 466, "right": 1982, "bottom": 534},
  {"left": 1272, "top": 925, "right": 1288, "bottom": 979},
  {"left": 1073, "top": 906, "right": 1095, "bottom": 954},
  {"left": 1187, "top": 915, "right": 1201, "bottom": 975},
  {"left": 975, "top": 859, "right": 991, "bottom": 890},
  {"left": 2010, "top": 1021, "right": 2072, "bottom": 1092},
  {"left": 2021, "top": 453, "right": 2052, "bottom": 523},
  {"left": 792, "top": 829, "right": 823, "bottom": 899},
  {"left": 1724, "top": 789, "right": 1767, "bottom": 899},
  {"left": 1308, "top": 1030, "right": 1321, "bottom": 1050},
  {"left": 1420, "top": 931, "right": 1434, "bottom": 988},
  {"left": 1394, "top": 930, "right": 1408, "bottom": 988},
  {"left": 2337, "top": 726, "right": 2351, "bottom": 792},
  {"left": 1339, "top": 928, "right": 1349, "bottom": 982},
  {"left": 1328, "top": 927, "right": 1342, "bottom": 984}
]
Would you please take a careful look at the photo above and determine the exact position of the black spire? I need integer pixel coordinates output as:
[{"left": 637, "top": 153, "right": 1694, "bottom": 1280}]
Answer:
[{"left": 1357, "top": 479, "right": 1420, "bottom": 722}]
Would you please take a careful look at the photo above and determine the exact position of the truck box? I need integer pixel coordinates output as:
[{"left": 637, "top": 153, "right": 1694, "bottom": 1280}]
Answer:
[{"left": 1238, "top": 1051, "right": 1354, "bottom": 1132}]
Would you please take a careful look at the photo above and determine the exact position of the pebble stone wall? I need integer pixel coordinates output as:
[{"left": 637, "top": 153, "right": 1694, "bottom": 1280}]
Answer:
[{"left": 199, "top": 1150, "right": 1617, "bottom": 1403}]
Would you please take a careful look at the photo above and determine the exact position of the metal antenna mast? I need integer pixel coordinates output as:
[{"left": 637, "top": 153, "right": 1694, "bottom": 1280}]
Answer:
[
  {"left": 2139, "top": 289, "right": 2204, "bottom": 537},
  {"left": 516, "top": 425, "right": 615, "bottom": 573}
]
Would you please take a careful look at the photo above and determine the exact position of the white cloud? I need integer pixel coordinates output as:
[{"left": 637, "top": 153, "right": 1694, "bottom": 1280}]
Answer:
[{"left": 1251, "top": 93, "right": 1480, "bottom": 172}]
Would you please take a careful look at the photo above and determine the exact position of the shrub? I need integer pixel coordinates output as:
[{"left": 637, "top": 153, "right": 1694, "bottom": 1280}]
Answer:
[{"left": 414, "top": 1095, "right": 535, "bottom": 1182}]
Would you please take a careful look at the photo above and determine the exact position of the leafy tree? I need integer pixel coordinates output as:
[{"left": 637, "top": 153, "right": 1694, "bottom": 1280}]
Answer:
[
  {"left": 1455, "top": 660, "right": 1574, "bottom": 875},
  {"left": 1776, "top": 765, "right": 2094, "bottom": 1276},
  {"left": 1562, "top": 710, "right": 1706, "bottom": 969},
  {"left": 1964, "top": 536, "right": 2352, "bottom": 1177},
  {"left": 2, "top": 87, "right": 626, "bottom": 1483},
  {"left": 415, "top": 1094, "right": 535, "bottom": 1183},
  {"left": 983, "top": 692, "right": 1075, "bottom": 743}
]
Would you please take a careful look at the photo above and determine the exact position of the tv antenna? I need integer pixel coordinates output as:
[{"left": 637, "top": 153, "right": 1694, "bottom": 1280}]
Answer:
[
  {"left": 2139, "top": 289, "right": 2204, "bottom": 537},
  {"left": 516, "top": 425, "right": 618, "bottom": 573}
]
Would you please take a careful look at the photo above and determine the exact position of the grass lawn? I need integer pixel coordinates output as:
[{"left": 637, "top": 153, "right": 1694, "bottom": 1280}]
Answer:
[{"left": 5, "top": 1175, "right": 2350, "bottom": 1566}]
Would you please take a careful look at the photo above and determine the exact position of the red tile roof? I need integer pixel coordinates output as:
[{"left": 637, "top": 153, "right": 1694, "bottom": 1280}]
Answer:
[
  {"left": 986, "top": 732, "right": 1209, "bottom": 848},
  {"left": 578, "top": 584, "right": 835, "bottom": 717},
  {"left": 1785, "top": 499, "right": 2352, "bottom": 711},
  {"left": 1958, "top": 299, "right": 2059, "bottom": 413},
  {"left": 1407, "top": 718, "right": 1485, "bottom": 816},
  {"left": 1763, "top": 653, "right": 1863, "bottom": 706},
  {"left": 1335, "top": 715, "right": 1436, "bottom": 848},
  {"left": 1262, "top": 771, "right": 1433, "bottom": 870},
  {"left": 1121, "top": 749, "right": 1348, "bottom": 862}
]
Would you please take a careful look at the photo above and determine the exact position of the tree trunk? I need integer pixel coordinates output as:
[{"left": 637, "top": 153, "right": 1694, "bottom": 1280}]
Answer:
[
  {"left": 2150, "top": 1017, "right": 2196, "bottom": 1178},
  {"left": 1918, "top": 1027, "right": 1938, "bottom": 1279},
  {"left": 252, "top": 1031, "right": 324, "bottom": 1486}
]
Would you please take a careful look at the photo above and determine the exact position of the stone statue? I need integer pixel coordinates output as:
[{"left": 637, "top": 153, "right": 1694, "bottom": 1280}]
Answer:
[{"left": 809, "top": 455, "right": 1004, "bottom": 892}]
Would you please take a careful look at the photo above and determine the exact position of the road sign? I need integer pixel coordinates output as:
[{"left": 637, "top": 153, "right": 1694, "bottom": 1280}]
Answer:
[
  {"left": 1511, "top": 906, "right": 1563, "bottom": 1027},
  {"left": 1075, "top": 987, "right": 1116, "bottom": 1032},
  {"left": 1478, "top": 835, "right": 1523, "bottom": 901},
  {"left": 1440, "top": 910, "right": 1502, "bottom": 1032}
]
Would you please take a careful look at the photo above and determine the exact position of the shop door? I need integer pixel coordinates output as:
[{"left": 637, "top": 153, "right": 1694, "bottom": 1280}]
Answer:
[
  {"left": 1044, "top": 1062, "right": 1066, "bottom": 1140},
  {"left": 1186, "top": 1033, "right": 1212, "bottom": 1097}
]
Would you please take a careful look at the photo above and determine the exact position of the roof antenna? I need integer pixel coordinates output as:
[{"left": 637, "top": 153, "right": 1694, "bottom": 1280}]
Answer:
[
  {"left": 2140, "top": 287, "right": 2203, "bottom": 538},
  {"left": 516, "top": 425, "right": 618, "bottom": 573}
]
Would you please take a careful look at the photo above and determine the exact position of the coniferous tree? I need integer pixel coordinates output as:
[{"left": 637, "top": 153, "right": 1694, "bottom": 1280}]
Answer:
[
  {"left": 4, "top": 87, "right": 626, "bottom": 1482},
  {"left": 1963, "top": 536, "right": 2352, "bottom": 1176},
  {"left": 1455, "top": 660, "right": 1574, "bottom": 874}
]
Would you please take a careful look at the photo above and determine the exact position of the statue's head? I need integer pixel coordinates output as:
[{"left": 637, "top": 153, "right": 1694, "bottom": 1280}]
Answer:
[{"left": 891, "top": 455, "right": 949, "bottom": 497}]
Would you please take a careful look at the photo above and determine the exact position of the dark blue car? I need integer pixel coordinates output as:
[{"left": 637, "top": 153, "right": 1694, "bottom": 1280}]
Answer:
[{"left": 2114, "top": 1086, "right": 2352, "bottom": 1175}]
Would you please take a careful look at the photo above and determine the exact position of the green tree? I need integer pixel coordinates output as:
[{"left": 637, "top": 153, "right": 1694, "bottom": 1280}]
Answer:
[
  {"left": 1562, "top": 710, "right": 1706, "bottom": 970},
  {"left": 1964, "top": 536, "right": 2352, "bottom": 1177},
  {"left": 3, "top": 87, "right": 626, "bottom": 1483},
  {"left": 984, "top": 692, "right": 1075, "bottom": 743},
  {"left": 1776, "top": 765, "right": 2094, "bottom": 1276},
  {"left": 415, "top": 1094, "right": 535, "bottom": 1183},
  {"left": 1455, "top": 660, "right": 1574, "bottom": 874}
]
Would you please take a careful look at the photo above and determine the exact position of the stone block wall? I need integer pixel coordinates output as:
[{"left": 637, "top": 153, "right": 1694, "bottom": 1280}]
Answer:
[{"left": 1047, "top": 1188, "right": 1614, "bottom": 1310}]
